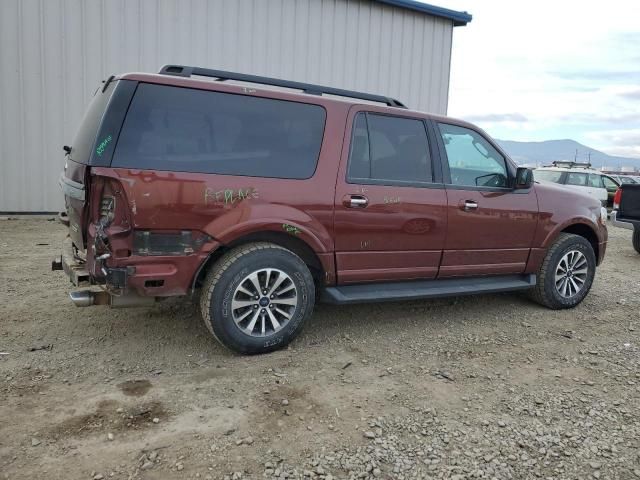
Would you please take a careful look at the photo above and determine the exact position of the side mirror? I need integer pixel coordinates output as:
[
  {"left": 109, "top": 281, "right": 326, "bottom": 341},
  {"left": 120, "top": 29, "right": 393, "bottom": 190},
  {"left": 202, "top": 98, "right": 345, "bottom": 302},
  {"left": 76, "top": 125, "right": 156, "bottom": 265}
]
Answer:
[{"left": 514, "top": 167, "right": 533, "bottom": 189}]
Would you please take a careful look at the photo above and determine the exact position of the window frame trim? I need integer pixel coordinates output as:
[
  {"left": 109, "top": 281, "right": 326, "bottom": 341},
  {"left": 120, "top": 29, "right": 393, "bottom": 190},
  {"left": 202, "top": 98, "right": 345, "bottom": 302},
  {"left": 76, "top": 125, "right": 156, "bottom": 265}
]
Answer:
[{"left": 345, "top": 111, "right": 442, "bottom": 188}]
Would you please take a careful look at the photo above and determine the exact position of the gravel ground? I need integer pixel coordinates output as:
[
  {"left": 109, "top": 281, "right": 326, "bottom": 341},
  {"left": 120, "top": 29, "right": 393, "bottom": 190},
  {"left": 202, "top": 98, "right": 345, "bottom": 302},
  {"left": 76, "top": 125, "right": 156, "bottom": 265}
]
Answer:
[{"left": 0, "top": 218, "right": 639, "bottom": 480}]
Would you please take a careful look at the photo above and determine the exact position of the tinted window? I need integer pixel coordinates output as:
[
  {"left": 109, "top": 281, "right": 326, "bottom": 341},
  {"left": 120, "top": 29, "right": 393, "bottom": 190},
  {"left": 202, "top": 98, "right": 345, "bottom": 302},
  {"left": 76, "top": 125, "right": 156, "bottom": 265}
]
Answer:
[
  {"left": 566, "top": 172, "right": 588, "bottom": 186},
  {"left": 347, "top": 113, "right": 432, "bottom": 183},
  {"left": 534, "top": 170, "right": 564, "bottom": 184},
  {"left": 112, "top": 83, "right": 326, "bottom": 178},
  {"left": 70, "top": 80, "right": 117, "bottom": 164},
  {"left": 588, "top": 174, "right": 604, "bottom": 188},
  {"left": 438, "top": 123, "right": 508, "bottom": 188}
]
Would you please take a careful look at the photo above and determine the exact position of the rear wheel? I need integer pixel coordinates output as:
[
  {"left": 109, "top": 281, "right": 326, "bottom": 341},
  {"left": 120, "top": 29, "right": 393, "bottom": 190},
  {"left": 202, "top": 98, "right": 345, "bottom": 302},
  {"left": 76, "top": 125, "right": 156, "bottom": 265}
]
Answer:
[
  {"left": 530, "top": 233, "right": 596, "bottom": 309},
  {"left": 633, "top": 226, "right": 640, "bottom": 254},
  {"left": 200, "top": 242, "right": 315, "bottom": 354}
]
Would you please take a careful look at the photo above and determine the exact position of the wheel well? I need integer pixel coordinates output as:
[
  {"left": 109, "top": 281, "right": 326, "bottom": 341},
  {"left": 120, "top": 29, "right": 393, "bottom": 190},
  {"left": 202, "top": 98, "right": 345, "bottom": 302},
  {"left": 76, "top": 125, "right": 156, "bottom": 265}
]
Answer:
[
  {"left": 560, "top": 223, "right": 599, "bottom": 260},
  {"left": 192, "top": 232, "right": 325, "bottom": 291}
]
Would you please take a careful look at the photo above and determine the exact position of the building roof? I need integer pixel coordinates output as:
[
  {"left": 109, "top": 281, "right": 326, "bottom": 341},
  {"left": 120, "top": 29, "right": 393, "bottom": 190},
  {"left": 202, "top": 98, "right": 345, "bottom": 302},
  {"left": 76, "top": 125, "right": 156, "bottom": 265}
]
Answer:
[{"left": 373, "top": 0, "right": 472, "bottom": 26}]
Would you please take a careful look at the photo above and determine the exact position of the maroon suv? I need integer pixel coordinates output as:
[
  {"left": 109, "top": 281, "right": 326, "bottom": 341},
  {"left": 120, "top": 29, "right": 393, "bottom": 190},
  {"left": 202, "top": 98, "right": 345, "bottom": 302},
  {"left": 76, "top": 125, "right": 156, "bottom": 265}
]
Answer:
[{"left": 54, "top": 65, "right": 608, "bottom": 354}]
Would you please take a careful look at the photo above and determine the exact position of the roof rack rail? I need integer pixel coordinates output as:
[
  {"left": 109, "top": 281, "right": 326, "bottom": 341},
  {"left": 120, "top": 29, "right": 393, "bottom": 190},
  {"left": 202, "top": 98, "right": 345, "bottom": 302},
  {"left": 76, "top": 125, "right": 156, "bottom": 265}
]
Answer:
[
  {"left": 158, "top": 65, "right": 407, "bottom": 108},
  {"left": 551, "top": 160, "right": 592, "bottom": 169}
]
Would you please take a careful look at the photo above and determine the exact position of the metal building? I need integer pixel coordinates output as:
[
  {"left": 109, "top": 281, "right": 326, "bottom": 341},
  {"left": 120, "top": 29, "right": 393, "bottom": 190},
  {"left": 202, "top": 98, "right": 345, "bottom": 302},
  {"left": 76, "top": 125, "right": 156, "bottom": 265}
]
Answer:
[{"left": 0, "top": 0, "right": 471, "bottom": 212}]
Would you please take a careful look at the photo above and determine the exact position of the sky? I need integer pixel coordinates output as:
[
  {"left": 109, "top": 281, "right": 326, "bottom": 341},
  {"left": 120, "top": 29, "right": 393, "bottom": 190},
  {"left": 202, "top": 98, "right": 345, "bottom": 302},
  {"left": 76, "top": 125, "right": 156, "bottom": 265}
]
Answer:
[{"left": 434, "top": 0, "right": 640, "bottom": 159}]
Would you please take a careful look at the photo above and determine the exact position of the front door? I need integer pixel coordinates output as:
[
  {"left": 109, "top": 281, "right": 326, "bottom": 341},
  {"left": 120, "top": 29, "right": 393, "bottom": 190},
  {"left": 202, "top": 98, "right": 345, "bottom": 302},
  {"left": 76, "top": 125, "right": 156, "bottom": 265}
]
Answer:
[
  {"left": 434, "top": 122, "right": 539, "bottom": 277},
  {"left": 333, "top": 109, "right": 447, "bottom": 284}
]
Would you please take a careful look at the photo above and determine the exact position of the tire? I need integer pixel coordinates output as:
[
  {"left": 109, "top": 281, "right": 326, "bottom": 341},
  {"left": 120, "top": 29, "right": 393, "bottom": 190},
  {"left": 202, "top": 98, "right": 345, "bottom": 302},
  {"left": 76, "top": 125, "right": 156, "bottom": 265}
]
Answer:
[
  {"left": 199, "top": 242, "right": 315, "bottom": 354},
  {"left": 633, "top": 227, "right": 640, "bottom": 254},
  {"left": 529, "top": 233, "right": 596, "bottom": 309}
]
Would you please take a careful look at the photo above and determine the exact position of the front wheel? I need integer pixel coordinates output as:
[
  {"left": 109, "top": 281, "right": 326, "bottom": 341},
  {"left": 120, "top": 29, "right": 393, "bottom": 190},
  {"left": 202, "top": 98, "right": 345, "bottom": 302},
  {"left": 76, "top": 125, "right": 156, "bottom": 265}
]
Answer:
[
  {"left": 530, "top": 233, "right": 596, "bottom": 309},
  {"left": 633, "top": 227, "right": 640, "bottom": 254},
  {"left": 199, "top": 242, "right": 315, "bottom": 354}
]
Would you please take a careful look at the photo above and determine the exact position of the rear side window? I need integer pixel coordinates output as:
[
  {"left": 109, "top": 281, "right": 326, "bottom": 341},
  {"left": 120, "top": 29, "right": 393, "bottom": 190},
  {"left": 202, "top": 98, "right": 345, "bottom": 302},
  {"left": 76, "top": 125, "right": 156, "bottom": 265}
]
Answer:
[
  {"left": 112, "top": 83, "right": 326, "bottom": 179},
  {"left": 347, "top": 112, "right": 433, "bottom": 184},
  {"left": 70, "top": 80, "right": 117, "bottom": 164},
  {"left": 534, "top": 170, "right": 564, "bottom": 184},
  {"left": 566, "top": 172, "right": 588, "bottom": 186},
  {"left": 588, "top": 174, "right": 604, "bottom": 188}
]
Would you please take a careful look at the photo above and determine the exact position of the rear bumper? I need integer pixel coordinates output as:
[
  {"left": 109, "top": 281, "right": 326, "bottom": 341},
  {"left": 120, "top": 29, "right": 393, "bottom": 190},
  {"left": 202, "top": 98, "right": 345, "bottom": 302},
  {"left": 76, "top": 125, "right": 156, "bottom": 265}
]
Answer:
[
  {"left": 611, "top": 210, "right": 637, "bottom": 230},
  {"left": 53, "top": 234, "right": 220, "bottom": 298}
]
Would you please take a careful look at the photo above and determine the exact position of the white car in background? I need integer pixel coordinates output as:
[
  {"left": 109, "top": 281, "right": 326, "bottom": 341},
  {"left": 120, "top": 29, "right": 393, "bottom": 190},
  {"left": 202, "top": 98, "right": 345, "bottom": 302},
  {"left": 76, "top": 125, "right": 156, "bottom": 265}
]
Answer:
[{"left": 533, "top": 161, "right": 608, "bottom": 206}]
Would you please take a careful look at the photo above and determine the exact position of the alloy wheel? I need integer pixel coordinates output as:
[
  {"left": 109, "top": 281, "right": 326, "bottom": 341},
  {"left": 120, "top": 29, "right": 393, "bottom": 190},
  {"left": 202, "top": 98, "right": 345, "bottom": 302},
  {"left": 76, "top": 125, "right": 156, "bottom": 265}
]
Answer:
[
  {"left": 554, "top": 250, "right": 588, "bottom": 298},
  {"left": 231, "top": 268, "right": 298, "bottom": 337}
]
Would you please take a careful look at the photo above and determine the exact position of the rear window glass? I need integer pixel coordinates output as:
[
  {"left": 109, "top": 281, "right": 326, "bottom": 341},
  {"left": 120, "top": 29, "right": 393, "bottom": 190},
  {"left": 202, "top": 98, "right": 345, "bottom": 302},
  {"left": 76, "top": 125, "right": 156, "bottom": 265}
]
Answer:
[
  {"left": 70, "top": 81, "right": 116, "bottom": 164},
  {"left": 534, "top": 170, "right": 563, "bottom": 184},
  {"left": 112, "top": 83, "right": 326, "bottom": 179}
]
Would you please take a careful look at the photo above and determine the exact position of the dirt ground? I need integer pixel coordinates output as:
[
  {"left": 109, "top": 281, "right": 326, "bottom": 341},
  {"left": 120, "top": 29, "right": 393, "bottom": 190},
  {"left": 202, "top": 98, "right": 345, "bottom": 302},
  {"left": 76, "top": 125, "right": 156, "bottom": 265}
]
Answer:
[{"left": 1, "top": 218, "right": 639, "bottom": 480}]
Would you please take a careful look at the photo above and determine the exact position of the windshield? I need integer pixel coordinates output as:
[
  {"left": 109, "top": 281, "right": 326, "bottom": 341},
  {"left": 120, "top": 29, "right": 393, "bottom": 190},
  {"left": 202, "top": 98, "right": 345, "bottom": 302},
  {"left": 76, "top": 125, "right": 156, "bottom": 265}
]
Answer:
[{"left": 619, "top": 176, "right": 638, "bottom": 184}]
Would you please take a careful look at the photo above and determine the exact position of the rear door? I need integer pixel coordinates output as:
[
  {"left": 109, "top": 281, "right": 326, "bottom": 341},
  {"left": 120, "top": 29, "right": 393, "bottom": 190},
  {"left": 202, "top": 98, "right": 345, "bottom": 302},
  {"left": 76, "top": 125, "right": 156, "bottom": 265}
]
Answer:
[
  {"left": 434, "top": 122, "right": 538, "bottom": 277},
  {"left": 333, "top": 108, "right": 447, "bottom": 283}
]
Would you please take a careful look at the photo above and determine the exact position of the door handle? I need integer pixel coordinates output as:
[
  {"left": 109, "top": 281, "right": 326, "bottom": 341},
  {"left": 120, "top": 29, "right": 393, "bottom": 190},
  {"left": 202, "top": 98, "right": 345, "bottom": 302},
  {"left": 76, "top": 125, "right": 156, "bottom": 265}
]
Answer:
[
  {"left": 344, "top": 194, "right": 369, "bottom": 208},
  {"left": 462, "top": 200, "right": 478, "bottom": 211}
]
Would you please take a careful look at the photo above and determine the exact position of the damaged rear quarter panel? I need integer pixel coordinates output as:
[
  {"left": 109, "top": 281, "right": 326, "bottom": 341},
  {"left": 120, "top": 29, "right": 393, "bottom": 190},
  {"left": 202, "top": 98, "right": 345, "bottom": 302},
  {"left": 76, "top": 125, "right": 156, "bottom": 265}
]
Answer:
[{"left": 89, "top": 165, "right": 338, "bottom": 296}]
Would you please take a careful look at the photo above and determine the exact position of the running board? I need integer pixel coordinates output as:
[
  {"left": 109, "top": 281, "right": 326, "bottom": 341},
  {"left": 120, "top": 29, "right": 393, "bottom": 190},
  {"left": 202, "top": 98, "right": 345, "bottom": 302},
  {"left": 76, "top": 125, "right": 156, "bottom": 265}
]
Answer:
[{"left": 321, "top": 274, "right": 536, "bottom": 305}]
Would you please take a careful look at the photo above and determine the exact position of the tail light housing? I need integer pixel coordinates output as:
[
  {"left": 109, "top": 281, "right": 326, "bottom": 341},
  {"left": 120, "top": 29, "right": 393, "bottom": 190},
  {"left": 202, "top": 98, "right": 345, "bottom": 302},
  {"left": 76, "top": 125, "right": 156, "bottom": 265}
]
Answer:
[
  {"left": 91, "top": 176, "right": 127, "bottom": 228},
  {"left": 613, "top": 188, "right": 622, "bottom": 210},
  {"left": 100, "top": 195, "right": 116, "bottom": 224}
]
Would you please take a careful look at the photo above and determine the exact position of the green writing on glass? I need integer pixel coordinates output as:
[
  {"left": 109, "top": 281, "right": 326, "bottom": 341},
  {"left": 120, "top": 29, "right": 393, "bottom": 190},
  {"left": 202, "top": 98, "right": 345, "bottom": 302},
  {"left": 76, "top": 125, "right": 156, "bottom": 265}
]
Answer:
[{"left": 95, "top": 135, "right": 112, "bottom": 157}]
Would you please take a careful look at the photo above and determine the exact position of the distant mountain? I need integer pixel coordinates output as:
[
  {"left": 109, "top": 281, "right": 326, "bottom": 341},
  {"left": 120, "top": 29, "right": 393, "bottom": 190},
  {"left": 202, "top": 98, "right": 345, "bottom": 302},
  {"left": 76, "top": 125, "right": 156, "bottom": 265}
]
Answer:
[{"left": 495, "top": 139, "right": 640, "bottom": 170}]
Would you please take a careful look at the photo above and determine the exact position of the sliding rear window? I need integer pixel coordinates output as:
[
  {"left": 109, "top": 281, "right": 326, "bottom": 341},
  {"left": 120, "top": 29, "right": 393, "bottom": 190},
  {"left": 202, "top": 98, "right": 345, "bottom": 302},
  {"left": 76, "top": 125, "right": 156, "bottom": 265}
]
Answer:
[{"left": 112, "top": 83, "right": 326, "bottom": 179}]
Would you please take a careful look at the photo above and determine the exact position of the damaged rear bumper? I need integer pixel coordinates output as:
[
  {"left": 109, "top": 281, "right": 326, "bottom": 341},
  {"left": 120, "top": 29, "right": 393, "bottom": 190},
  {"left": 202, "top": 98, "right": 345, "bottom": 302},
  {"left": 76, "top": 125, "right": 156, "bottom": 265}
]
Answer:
[
  {"left": 52, "top": 235, "right": 219, "bottom": 307},
  {"left": 51, "top": 236, "right": 154, "bottom": 307},
  {"left": 51, "top": 236, "right": 90, "bottom": 286}
]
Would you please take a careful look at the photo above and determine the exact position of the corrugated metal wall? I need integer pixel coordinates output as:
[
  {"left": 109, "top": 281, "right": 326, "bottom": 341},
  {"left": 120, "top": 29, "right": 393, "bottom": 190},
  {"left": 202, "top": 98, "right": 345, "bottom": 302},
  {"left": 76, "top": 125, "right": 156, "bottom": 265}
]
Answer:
[{"left": 0, "top": 0, "right": 453, "bottom": 211}]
